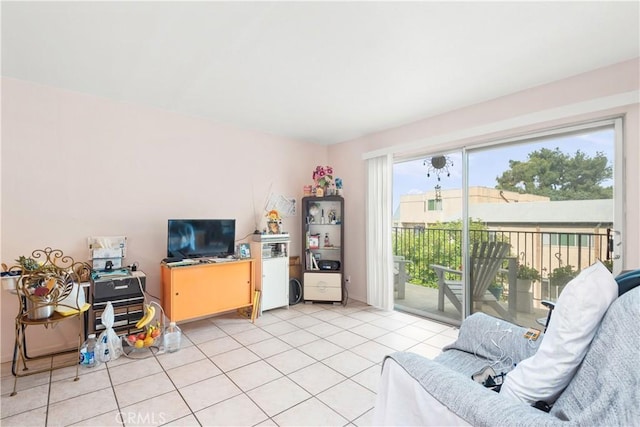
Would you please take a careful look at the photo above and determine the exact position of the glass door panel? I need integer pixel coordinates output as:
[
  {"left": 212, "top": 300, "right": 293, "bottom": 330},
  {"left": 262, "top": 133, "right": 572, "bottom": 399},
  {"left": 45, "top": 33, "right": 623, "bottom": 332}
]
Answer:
[
  {"left": 392, "top": 151, "right": 463, "bottom": 325},
  {"left": 467, "top": 125, "right": 618, "bottom": 328}
]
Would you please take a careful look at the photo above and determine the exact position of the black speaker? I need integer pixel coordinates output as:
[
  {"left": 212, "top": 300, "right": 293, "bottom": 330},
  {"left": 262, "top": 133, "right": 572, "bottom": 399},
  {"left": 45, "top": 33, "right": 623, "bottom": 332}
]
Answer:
[{"left": 318, "top": 260, "right": 341, "bottom": 270}]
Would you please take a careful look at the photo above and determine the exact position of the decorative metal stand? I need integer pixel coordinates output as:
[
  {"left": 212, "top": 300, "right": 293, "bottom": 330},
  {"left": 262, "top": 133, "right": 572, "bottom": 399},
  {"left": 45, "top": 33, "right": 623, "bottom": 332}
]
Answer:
[{"left": 6, "top": 248, "right": 91, "bottom": 396}]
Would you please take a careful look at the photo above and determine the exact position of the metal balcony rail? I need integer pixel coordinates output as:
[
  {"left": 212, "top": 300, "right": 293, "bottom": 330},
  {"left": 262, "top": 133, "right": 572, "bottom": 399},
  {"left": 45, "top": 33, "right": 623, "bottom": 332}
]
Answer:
[{"left": 392, "top": 227, "right": 610, "bottom": 288}]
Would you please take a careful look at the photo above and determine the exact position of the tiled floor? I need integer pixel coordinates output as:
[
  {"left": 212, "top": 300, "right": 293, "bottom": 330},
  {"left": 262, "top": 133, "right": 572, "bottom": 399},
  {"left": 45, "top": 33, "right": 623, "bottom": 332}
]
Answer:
[{"left": 1, "top": 299, "right": 458, "bottom": 426}]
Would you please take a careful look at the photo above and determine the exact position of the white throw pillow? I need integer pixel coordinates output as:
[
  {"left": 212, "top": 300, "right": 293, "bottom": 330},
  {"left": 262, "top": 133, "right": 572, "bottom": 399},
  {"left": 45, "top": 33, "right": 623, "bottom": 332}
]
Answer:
[{"left": 500, "top": 260, "right": 617, "bottom": 405}]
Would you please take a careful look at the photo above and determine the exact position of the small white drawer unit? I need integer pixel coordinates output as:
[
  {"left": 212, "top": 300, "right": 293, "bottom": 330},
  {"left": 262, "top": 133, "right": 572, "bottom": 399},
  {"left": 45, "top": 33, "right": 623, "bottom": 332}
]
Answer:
[{"left": 303, "top": 272, "right": 342, "bottom": 302}]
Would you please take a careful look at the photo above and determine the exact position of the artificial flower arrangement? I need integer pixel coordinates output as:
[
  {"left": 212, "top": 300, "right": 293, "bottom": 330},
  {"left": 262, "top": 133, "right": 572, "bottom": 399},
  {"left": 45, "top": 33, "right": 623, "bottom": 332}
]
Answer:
[
  {"left": 312, "top": 166, "right": 343, "bottom": 196},
  {"left": 313, "top": 165, "right": 334, "bottom": 189}
]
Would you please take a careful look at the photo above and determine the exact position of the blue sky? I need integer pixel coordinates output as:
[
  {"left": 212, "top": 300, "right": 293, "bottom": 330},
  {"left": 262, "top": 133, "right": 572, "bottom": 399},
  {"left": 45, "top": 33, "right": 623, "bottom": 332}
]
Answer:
[{"left": 392, "top": 128, "right": 614, "bottom": 210}]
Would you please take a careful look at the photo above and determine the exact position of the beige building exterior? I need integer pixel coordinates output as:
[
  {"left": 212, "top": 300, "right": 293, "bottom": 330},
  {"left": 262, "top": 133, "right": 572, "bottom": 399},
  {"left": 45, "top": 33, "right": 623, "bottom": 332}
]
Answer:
[
  {"left": 395, "top": 187, "right": 550, "bottom": 228},
  {"left": 395, "top": 187, "right": 612, "bottom": 279}
]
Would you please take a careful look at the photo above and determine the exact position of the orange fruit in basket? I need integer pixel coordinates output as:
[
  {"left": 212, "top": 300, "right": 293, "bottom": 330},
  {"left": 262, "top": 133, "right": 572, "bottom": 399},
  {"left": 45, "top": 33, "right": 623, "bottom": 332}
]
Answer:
[{"left": 143, "top": 336, "right": 154, "bottom": 347}]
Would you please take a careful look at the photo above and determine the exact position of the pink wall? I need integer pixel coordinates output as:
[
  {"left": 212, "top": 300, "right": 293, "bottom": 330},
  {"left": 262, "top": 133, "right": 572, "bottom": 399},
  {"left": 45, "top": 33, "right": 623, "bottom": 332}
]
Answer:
[
  {"left": 332, "top": 58, "right": 639, "bottom": 303},
  {"left": 2, "top": 58, "right": 638, "bottom": 361},
  {"left": 0, "top": 78, "right": 326, "bottom": 362}
]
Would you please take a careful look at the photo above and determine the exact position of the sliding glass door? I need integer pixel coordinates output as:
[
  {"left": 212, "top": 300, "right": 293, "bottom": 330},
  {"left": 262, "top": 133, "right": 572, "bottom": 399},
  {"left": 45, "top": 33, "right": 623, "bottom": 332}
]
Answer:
[
  {"left": 392, "top": 151, "right": 463, "bottom": 324},
  {"left": 466, "top": 121, "right": 621, "bottom": 328},
  {"left": 392, "top": 119, "right": 623, "bottom": 328}
]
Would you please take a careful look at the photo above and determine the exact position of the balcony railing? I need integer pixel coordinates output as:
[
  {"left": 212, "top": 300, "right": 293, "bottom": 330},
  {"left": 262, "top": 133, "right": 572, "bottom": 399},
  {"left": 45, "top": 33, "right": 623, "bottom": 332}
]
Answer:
[{"left": 392, "top": 227, "right": 611, "bottom": 288}]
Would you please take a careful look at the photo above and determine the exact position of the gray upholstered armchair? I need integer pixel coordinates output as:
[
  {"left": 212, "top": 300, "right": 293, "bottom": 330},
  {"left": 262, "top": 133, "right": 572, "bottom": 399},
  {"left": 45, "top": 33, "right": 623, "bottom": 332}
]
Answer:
[{"left": 373, "top": 265, "right": 639, "bottom": 426}]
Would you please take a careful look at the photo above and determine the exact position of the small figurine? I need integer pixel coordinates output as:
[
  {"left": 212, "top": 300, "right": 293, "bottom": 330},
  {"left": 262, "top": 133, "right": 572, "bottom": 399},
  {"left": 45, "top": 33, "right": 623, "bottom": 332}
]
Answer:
[{"left": 328, "top": 210, "right": 337, "bottom": 224}]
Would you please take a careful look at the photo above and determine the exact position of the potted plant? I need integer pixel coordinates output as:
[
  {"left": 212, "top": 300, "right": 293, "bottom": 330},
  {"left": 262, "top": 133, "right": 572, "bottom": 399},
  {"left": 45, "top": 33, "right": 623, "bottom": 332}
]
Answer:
[
  {"left": 488, "top": 282, "right": 503, "bottom": 301},
  {"left": 516, "top": 263, "right": 541, "bottom": 292},
  {"left": 549, "top": 265, "right": 577, "bottom": 287},
  {"left": 15, "top": 256, "right": 56, "bottom": 319},
  {"left": 16, "top": 256, "right": 40, "bottom": 272},
  {"left": 312, "top": 165, "right": 334, "bottom": 195}
]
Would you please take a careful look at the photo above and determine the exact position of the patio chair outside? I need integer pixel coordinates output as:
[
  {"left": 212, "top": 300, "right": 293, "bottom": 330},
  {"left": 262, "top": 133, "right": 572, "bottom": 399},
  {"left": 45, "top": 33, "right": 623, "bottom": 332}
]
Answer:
[
  {"left": 393, "top": 256, "right": 412, "bottom": 299},
  {"left": 431, "top": 241, "right": 514, "bottom": 321}
]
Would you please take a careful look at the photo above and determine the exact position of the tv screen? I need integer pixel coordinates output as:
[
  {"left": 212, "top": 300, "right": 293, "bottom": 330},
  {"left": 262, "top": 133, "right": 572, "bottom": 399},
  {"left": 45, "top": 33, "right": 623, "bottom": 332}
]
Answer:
[{"left": 167, "top": 219, "right": 236, "bottom": 259}]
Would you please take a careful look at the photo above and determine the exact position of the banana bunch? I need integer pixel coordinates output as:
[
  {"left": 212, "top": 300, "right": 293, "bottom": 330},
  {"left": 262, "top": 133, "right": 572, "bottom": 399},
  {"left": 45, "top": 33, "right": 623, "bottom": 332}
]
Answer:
[{"left": 135, "top": 303, "right": 156, "bottom": 329}]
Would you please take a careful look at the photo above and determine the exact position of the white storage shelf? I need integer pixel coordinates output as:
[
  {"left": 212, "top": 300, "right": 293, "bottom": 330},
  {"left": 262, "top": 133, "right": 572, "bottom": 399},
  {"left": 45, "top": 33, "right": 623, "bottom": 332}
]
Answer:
[{"left": 250, "top": 235, "right": 290, "bottom": 313}]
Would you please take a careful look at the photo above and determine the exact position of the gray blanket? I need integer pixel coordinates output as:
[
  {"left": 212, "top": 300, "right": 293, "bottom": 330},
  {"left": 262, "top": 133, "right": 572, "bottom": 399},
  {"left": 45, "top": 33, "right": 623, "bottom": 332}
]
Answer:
[
  {"left": 437, "top": 312, "right": 542, "bottom": 377},
  {"left": 383, "top": 287, "right": 640, "bottom": 426}
]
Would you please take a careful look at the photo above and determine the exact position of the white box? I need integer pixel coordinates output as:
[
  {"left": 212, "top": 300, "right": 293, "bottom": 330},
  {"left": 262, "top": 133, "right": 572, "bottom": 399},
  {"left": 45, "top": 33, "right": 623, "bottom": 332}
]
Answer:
[
  {"left": 303, "top": 272, "right": 342, "bottom": 302},
  {"left": 92, "top": 248, "right": 123, "bottom": 259}
]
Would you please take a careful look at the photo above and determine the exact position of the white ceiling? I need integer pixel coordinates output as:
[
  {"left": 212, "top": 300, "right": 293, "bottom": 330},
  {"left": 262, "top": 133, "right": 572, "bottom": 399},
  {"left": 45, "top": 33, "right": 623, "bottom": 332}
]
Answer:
[{"left": 2, "top": 2, "right": 639, "bottom": 145}]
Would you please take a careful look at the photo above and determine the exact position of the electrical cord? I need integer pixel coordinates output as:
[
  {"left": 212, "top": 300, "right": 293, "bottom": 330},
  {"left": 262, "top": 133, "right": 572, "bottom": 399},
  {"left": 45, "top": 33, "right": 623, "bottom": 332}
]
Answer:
[
  {"left": 473, "top": 322, "right": 515, "bottom": 372},
  {"left": 130, "top": 268, "right": 161, "bottom": 301},
  {"left": 235, "top": 231, "right": 258, "bottom": 242}
]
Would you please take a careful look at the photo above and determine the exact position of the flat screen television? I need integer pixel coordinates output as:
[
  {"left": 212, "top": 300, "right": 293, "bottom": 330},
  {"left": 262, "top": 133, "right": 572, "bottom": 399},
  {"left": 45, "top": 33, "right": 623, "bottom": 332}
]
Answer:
[{"left": 167, "top": 219, "right": 236, "bottom": 259}]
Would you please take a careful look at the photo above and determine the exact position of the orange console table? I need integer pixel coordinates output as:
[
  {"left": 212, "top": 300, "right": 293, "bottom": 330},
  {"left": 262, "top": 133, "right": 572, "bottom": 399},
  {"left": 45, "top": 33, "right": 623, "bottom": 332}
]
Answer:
[{"left": 161, "top": 260, "right": 255, "bottom": 322}]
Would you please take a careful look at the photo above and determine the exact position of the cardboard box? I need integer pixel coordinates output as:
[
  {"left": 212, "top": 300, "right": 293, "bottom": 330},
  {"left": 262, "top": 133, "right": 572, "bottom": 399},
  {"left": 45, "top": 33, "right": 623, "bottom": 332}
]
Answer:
[{"left": 289, "top": 256, "right": 301, "bottom": 281}]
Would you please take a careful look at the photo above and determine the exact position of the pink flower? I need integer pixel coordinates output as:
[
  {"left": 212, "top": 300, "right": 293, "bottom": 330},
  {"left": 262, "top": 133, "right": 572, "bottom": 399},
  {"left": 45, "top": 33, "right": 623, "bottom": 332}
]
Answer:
[{"left": 312, "top": 165, "right": 335, "bottom": 188}]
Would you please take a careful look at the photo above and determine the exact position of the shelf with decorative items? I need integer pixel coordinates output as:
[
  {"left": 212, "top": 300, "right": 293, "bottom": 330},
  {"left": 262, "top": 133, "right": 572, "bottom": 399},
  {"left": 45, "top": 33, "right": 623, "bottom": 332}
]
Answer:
[{"left": 301, "top": 195, "right": 344, "bottom": 304}]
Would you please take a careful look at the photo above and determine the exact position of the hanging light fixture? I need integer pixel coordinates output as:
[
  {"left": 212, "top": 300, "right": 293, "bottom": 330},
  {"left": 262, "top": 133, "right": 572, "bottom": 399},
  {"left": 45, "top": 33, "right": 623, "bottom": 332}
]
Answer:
[{"left": 424, "top": 155, "right": 454, "bottom": 181}]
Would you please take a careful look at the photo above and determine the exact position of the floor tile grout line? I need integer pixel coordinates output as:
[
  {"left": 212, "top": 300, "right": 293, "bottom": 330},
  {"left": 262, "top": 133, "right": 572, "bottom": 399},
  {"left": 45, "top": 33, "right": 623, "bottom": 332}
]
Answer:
[
  {"left": 1, "top": 303, "right": 454, "bottom": 426},
  {"left": 178, "top": 328, "right": 375, "bottom": 422},
  {"left": 103, "top": 356, "right": 126, "bottom": 427},
  {"left": 151, "top": 346, "right": 206, "bottom": 426},
  {"left": 44, "top": 356, "right": 53, "bottom": 427}
]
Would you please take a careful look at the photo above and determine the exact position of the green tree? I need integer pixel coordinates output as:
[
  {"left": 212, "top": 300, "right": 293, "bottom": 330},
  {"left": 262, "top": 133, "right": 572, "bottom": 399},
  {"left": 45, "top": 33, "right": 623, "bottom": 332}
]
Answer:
[
  {"left": 495, "top": 148, "right": 612, "bottom": 201},
  {"left": 393, "top": 219, "right": 498, "bottom": 287}
]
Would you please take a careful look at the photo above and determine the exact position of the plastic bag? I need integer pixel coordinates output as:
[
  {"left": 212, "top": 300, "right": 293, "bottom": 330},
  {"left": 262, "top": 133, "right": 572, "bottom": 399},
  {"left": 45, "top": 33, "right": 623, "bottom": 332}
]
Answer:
[{"left": 97, "top": 301, "right": 123, "bottom": 362}]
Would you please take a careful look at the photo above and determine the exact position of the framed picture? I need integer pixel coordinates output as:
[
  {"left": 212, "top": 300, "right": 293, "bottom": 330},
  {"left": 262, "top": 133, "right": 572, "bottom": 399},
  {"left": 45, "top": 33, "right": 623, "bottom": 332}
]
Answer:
[{"left": 239, "top": 243, "right": 251, "bottom": 259}]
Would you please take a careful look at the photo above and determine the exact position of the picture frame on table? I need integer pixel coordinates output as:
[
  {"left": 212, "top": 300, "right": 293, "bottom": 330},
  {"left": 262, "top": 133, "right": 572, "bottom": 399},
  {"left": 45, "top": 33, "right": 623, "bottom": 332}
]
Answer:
[{"left": 238, "top": 243, "right": 251, "bottom": 259}]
